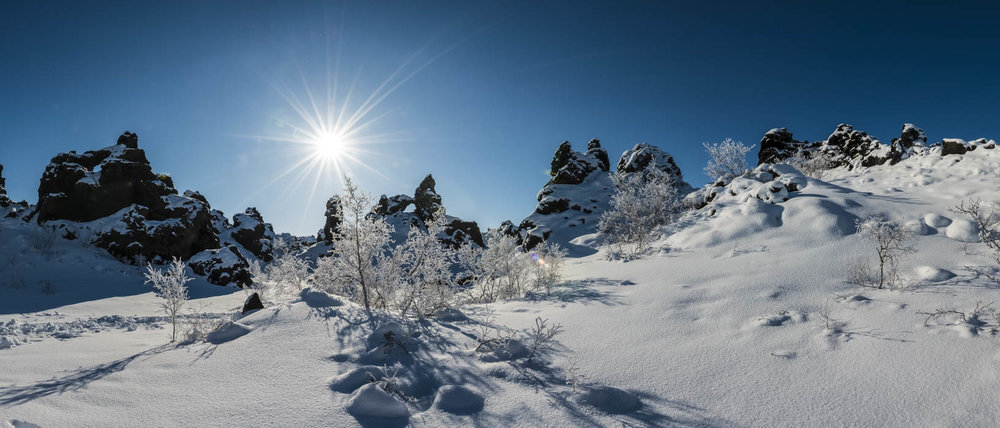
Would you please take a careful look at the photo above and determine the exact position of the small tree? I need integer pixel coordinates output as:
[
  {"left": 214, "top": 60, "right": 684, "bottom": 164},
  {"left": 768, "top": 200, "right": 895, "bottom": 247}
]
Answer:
[
  {"left": 703, "top": 138, "right": 754, "bottom": 181},
  {"left": 599, "top": 165, "right": 683, "bottom": 258},
  {"left": 377, "top": 209, "right": 458, "bottom": 317},
  {"left": 144, "top": 258, "right": 192, "bottom": 342},
  {"left": 327, "top": 178, "right": 393, "bottom": 310},
  {"left": 854, "top": 216, "right": 916, "bottom": 289}
]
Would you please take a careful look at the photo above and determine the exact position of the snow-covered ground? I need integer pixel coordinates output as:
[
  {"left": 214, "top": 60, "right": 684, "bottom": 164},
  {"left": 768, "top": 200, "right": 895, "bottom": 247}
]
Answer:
[{"left": 4, "top": 148, "right": 1000, "bottom": 426}]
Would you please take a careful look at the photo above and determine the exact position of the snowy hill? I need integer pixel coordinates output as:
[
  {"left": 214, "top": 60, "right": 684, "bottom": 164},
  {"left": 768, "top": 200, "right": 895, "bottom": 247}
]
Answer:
[{"left": 4, "top": 127, "right": 1000, "bottom": 426}]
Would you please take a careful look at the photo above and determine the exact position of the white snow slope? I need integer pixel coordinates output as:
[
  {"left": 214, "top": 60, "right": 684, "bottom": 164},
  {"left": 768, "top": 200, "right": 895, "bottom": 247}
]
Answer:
[{"left": 4, "top": 148, "right": 1000, "bottom": 427}]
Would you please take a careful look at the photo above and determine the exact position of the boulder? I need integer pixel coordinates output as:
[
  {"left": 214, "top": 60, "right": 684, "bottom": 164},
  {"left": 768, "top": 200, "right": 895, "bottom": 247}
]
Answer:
[
  {"left": 941, "top": 139, "right": 968, "bottom": 156},
  {"left": 242, "top": 292, "right": 264, "bottom": 313}
]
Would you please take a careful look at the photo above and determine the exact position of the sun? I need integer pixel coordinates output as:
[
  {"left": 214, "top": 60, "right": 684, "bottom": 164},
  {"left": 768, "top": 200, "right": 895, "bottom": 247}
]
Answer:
[{"left": 313, "top": 132, "right": 345, "bottom": 161}]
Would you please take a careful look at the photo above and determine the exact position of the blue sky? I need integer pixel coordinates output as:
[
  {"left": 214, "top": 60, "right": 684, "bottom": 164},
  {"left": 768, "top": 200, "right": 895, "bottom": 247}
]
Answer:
[{"left": 2, "top": 1, "right": 999, "bottom": 236}]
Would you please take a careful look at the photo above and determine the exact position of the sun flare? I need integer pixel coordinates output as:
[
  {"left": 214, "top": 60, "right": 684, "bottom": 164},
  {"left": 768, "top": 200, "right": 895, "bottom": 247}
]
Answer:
[{"left": 313, "top": 132, "right": 345, "bottom": 161}]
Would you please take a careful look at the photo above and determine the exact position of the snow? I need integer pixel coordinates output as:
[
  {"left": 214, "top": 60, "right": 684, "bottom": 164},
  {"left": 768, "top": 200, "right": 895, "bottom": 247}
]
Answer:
[{"left": 4, "top": 143, "right": 1000, "bottom": 426}]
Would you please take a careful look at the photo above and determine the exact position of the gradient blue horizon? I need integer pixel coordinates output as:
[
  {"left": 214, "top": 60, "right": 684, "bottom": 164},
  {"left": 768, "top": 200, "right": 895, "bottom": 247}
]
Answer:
[{"left": 2, "top": 1, "right": 999, "bottom": 236}]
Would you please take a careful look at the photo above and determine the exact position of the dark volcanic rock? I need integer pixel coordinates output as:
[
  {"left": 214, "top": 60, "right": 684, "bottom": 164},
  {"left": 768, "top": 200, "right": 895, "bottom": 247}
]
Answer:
[
  {"left": 189, "top": 244, "right": 253, "bottom": 287},
  {"left": 322, "top": 196, "right": 343, "bottom": 243},
  {"left": 242, "top": 292, "right": 265, "bottom": 313},
  {"left": 941, "top": 140, "right": 968, "bottom": 156},
  {"left": 117, "top": 131, "right": 138, "bottom": 149},
  {"left": 374, "top": 194, "right": 413, "bottom": 217},
  {"left": 414, "top": 174, "right": 443, "bottom": 222},
  {"left": 536, "top": 197, "right": 570, "bottom": 215},
  {"left": 587, "top": 139, "right": 611, "bottom": 172},
  {"left": 0, "top": 164, "right": 9, "bottom": 208},
  {"left": 444, "top": 218, "right": 485, "bottom": 248},
  {"left": 617, "top": 143, "right": 685, "bottom": 182},
  {"left": 550, "top": 141, "right": 602, "bottom": 185},
  {"left": 36, "top": 132, "right": 218, "bottom": 263},
  {"left": 231, "top": 207, "right": 276, "bottom": 262},
  {"left": 758, "top": 128, "right": 806, "bottom": 165},
  {"left": 36, "top": 134, "right": 175, "bottom": 223}
]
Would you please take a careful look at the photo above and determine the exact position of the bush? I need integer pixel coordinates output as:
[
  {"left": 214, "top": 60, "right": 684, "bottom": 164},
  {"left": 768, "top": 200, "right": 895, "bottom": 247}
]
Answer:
[
  {"left": 852, "top": 216, "right": 916, "bottom": 290},
  {"left": 529, "top": 241, "right": 566, "bottom": 295},
  {"left": 786, "top": 149, "right": 836, "bottom": 179},
  {"left": 599, "top": 166, "right": 683, "bottom": 259},
  {"left": 703, "top": 138, "right": 754, "bottom": 181}
]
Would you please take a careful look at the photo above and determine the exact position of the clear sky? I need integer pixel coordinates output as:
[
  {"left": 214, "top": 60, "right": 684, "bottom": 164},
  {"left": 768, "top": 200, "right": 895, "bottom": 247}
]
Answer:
[{"left": 2, "top": 1, "right": 999, "bottom": 236}]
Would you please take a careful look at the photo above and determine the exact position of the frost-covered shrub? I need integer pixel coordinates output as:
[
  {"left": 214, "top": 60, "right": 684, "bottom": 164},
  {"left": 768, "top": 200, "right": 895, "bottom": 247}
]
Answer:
[
  {"left": 524, "top": 316, "right": 563, "bottom": 363},
  {"left": 951, "top": 199, "right": 1000, "bottom": 280},
  {"left": 853, "top": 216, "right": 916, "bottom": 290},
  {"left": 599, "top": 166, "right": 683, "bottom": 259},
  {"left": 324, "top": 178, "right": 393, "bottom": 310},
  {"left": 529, "top": 241, "right": 566, "bottom": 295},
  {"left": 248, "top": 252, "right": 311, "bottom": 305},
  {"left": 703, "top": 138, "right": 754, "bottom": 181},
  {"left": 144, "top": 258, "right": 192, "bottom": 342},
  {"left": 376, "top": 211, "right": 461, "bottom": 317},
  {"left": 786, "top": 149, "right": 836, "bottom": 179},
  {"left": 467, "top": 230, "right": 532, "bottom": 302}
]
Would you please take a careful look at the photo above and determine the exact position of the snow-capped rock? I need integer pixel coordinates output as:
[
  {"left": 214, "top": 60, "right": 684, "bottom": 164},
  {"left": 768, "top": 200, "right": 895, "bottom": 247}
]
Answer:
[
  {"left": 229, "top": 207, "right": 278, "bottom": 262},
  {"left": 34, "top": 132, "right": 218, "bottom": 263},
  {"left": 507, "top": 139, "right": 689, "bottom": 250},
  {"left": 188, "top": 244, "right": 253, "bottom": 287}
]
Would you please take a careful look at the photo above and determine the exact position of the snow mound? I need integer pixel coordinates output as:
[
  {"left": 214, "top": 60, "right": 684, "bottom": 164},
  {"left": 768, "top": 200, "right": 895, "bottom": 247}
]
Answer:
[
  {"left": 756, "top": 311, "right": 806, "bottom": 327},
  {"left": 205, "top": 321, "right": 252, "bottom": 344},
  {"left": 299, "top": 288, "right": 342, "bottom": 308},
  {"left": 0, "top": 335, "right": 22, "bottom": 349},
  {"left": 575, "top": 386, "right": 643, "bottom": 414},
  {"left": 924, "top": 213, "right": 952, "bottom": 228},
  {"left": 432, "top": 385, "right": 485, "bottom": 414},
  {"left": 915, "top": 266, "right": 956, "bottom": 283},
  {"left": 945, "top": 218, "right": 980, "bottom": 242},
  {"left": 434, "top": 307, "right": 467, "bottom": 322},
  {"left": 345, "top": 383, "right": 410, "bottom": 419},
  {"left": 330, "top": 366, "right": 386, "bottom": 393},
  {"left": 478, "top": 339, "right": 529, "bottom": 362}
]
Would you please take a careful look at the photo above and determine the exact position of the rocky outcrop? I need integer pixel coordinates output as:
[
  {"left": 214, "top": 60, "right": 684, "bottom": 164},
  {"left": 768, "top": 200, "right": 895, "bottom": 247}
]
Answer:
[
  {"left": 752, "top": 123, "right": 979, "bottom": 170},
  {"left": 617, "top": 143, "right": 685, "bottom": 181},
  {"left": 357, "top": 174, "right": 484, "bottom": 248},
  {"left": 0, "top": 164, "right": 9, "bottom": 208},
  {"left": 510, "top": 139, "right": 688, "bottom": 250},
  {"left": 413, "top": 175, "right": 443, "bottom": 223},
  {"left": 758, "top": 128, "right": 807, "bottom": 165},
  {"left": 230, "top": 207, "right": 277, "bottom": 262},
  {"left": 189, "top": 244, "right": 253, "bottom": 287},
  {"left": 321, "top": 196, "right": 343, "bottom": 243},
  {"left": 374, "top": 194, "right": 413, "bottom": 217},
  {"left": 36, "top": 132, "right": 218, "bottom": 263},
  {"left": 549, "top": 140, "right": 609, "bottom": 185}
]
